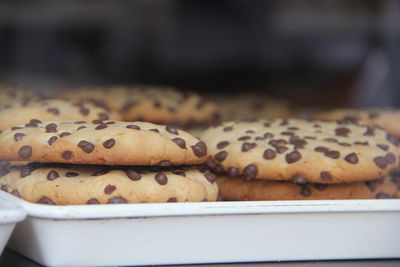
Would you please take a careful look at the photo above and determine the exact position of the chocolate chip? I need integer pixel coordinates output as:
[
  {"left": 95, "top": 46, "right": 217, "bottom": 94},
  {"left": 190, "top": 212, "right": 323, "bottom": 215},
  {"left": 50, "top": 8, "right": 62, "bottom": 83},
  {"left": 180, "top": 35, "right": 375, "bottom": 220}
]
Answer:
[
  {"left": 18, "top": 146, "right": 32, "bottom": 159},
  {"left": 374, "top": 156, "right": 388, "bottom": 169},
  {"left": 338, "top": 142, "right": 351, "bottom": 147},
  {"left": 263, "top": 122, "right": 271, "bottom": 127},
  {"left": 127, "top": 124, "right": 140, "bottom": 130},
  {"left": 59, "top": 132, "right": 71, "bottom": 138},
  {"left": 243, "top": 164, "right": 258, "bottom": 181},
  {"left": 344, "top": 153, "right": 358, "bottom": 164},
  {"left": 286, "top": 151, "right": 302, "bottom": 164},
  {"left": 246, "top": 130, "right": 255, "bottom": 134},
  {"left": 293, "top": 174, "right": 307, "bottom": 184},
  {"left": 20, "top": 166, "right": 32, "bottom": 178},
  {"left": 313, "top": 124, "right": 321, "bottom": 128},
  {"left": 242, "top": 142, "right": 257, "bottom": 152},
  {"left": 166, "top": 126, "right": 178, "bottom": 135},
  {"left": 44, "top": 123, "right": 57, "bottom": 133},
  {"left": 106, "top": 121, "right": 115, "bottom": 125},
  {"left": 167, "top": 197, "right": 178, "bottom": 202},
  {"left": 263, "top": 149, "right": 276, "bottom": 160},
  {"left": 281, "top": 131, "right": 294, "bottom": 136},
  {"left": 280, "top": 120, "right": 288, "bottom": 126},
  {"left": 335, "top": 127, "right": 350, "bottom": 137},
  {"left": 172, "top": 170, "right": 186, "bottom": 176},
  {"left": 75, "top": 126, "right": 86, "bottom": 131},
  {"left": 204, "top": 171, "right": 216, "bottom": 183},
  {"left": 14, "top": 133, "right": 25, "bottom": 142},
  {"left": 108, "top": 197, "right": 127, "bottom": 204},
  {"left": 385, "top": 153, "right": 396, "bottom": 164},
  {"left": 363, "top": 126, "right": 375, "bottom": 136},
  {"left": 149, "top": 128, "right": 160, "bottom": 133},
  {"left": 289, "top": 136, "right": 307, "bottom": 149},
  {"left": 320, "top": 171, "right": 333, "bottom": 181},
  {"left": 255, "top": 136, "right": 266, "bottom": 141},
  {"left": 61, "top": 151, "right": 72, "bottom": 160},
  {"left": 75, "top": 121, "right": 86, "bottom": 124},
  {"left": 300, "top": 185, "right": 311, "bottom": 197},
  {"left": 228, "top": 167, "right": 240, "bottom": 177},
  {"left": 48, "top": 136, "right": 58, "bottom": 145},
  {"left": 314, "top": 183, "right": 328, "bottom": 191},
  {"left": 324, "top": 150, "right": 340, "bottom": 159},
  {"left": 323, "top": 138, "right": 338, "bottom": 143},
  {"left": 223, "top": 126, "right": 233, "bottom": 132},
  {"left": 376, "top": 193, "right": 391, "bottom": 199},
  {"left": 103, "top": 138, "right": 116, "bottom": 149},
  {"left": 158, "top": 160, "right": 172, "bottom": 166},
  {"left": 304, "top": 136, "right": 317, "bottom": 140},
  {"left": 354, "top": 141, "right": 369, "bottom": 146},
  {"left": 95, "top": 124, "right": 107, "bottom": 130},
  {"left": 47, "top": 108, "right": 60, "bottom": 115},
  {"left": 155, "top": 172, "right": 168, "bottom": 185},
  {"left": 11, "top": 126, "right": 23, "bottom": 131},
  {"left": 387, "top": 134, "right": 400, "bottom": 146},
  {"left": 77, "top": 140, "right": 95, "bottom": 153},
  {"left": 172, "top": 138, "right": 186, "bottom": 149},
  {"left": 37, "top": 196, "right": 56, "bottom": 205},
  {"left": 126, "top": 169, "right": 141, "bottom": 181},
  {"left": 92, "top": 170, "right": 109, "bottom": 176},
  {"left": 377, "top": 144, "right": 389, "bottom": 151},
  {"left": 264, "top": 133, "right": 274, "bottom": 139},
  {"left": 25, "top": 119, "right": 41, "bottom": 127},
  {"left": 340, "top": 116, "right": 359, "bottom": 124},
  {"left": 314, "top": 146, "right": 329, "bottom": 153},
  {"left": 79, "top": 107, "right": 89, "bottom": 116},
  {"left": 104, "top": 184, "right": 116, "bottom": 194},
  {"left": 276, "top": 146, "right": 288, "bottom": 153},
  {"left": 191, "top": 141, "right": 207, "bottom": 157},
  {"left": 215, "top": 151, "right": 228, "bottom": 162},
  {"left": 87, "top": 198, "right": 100, "bottom": 204},
  {"left": 65, "top": 172, "right": 79, "bottom": 177},
  {"left": 10, "top": 190, "right": 20, "bottom": 198},
  {"left": 238, "top": 136, "right": 251, "bottom": 141},
  {"left": 217, "top": 141, "right": 230, "bottom": 149},
  {"left": 47, "top": 170, "right": 59, "bottom": 180},
  {"left": 92, "top": 119, "right": 103, "bottom": 124}
]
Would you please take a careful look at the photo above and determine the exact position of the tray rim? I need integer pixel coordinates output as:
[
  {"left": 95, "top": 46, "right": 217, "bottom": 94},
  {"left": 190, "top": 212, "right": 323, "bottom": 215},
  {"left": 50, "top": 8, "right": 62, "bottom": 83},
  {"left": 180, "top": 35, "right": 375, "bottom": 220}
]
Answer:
[{"left": 1, "top": 190, "right": 399, "bottom": 220}]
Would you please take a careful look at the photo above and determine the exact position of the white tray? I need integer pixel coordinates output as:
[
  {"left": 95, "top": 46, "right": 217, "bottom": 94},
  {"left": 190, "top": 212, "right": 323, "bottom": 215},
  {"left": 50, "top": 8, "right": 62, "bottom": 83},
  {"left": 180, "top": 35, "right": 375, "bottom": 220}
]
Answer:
[
  {"left": 0, "top": 195, "right": 26, "bottom": 257},
  {"left": 1, "top": 190, "right": 399, "bottom": 267}
]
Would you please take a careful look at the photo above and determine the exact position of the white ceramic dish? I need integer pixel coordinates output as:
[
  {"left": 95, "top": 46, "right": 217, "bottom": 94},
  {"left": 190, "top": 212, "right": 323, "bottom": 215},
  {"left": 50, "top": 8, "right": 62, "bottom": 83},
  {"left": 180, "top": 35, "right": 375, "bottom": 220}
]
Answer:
[
  {"left": 1, "top": 190, "right": 399, "bottom": 267},
  {"left": 0, "top": 195, "right": 26, "bottom": 257}
]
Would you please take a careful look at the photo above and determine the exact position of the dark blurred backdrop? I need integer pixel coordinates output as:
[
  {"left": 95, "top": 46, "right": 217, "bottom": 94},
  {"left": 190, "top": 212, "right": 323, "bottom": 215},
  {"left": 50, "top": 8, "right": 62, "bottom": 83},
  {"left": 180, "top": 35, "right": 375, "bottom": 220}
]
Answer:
[{"left": 0, "top": 0, "right": 399, "bottom": 107}]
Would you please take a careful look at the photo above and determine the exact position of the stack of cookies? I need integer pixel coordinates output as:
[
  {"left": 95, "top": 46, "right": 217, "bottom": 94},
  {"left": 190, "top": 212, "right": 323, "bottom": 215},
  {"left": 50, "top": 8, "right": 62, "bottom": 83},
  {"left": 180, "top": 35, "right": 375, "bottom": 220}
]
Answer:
[
  {"left": 0, "top": 120, "right": 218, "bottom": 204},
  {"left": 200, "top": 119, "right": 400, "bottom": 201}
]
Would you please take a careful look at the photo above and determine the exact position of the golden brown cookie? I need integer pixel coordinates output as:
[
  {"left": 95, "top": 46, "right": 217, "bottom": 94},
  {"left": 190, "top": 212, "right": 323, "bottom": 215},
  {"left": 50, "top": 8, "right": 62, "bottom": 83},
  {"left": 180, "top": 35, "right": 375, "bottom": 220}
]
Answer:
[
  {"left": 314, "top": 109, "right": 400, "bottom": 138},
  {"left": 0, "top": 120, "right": 208, "bottom": 165},
  {"left": 200, "top": 119, "right": 400, "bottom": 184},
  {"left": 58, "top": 85, "right": 219, "bottom": 126},
  {"left": 0, "top": 98, "right": 121, "bottom": 130},
  {"left": 0, "top": 163, "right": 218, "bottom": 205},
  {"left": 216, "top": 174, "right": 399, "bottom": 201}
]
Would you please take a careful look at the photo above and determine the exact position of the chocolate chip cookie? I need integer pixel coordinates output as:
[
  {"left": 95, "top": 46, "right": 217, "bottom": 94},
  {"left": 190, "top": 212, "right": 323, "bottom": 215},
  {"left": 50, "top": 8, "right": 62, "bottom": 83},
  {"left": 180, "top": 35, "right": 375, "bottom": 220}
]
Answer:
[
  {"left": 314, "top": 109, "right": 400, "bottom": 138},
  {"left": 200, "top": 119, "right": 400, "bottom": 183},
  {"left": 216, "top": 173, "right": 399, "bottom": 201},
  {"left": 0, "top": 163, "right": 218, "bottom": 204},
  {"left": 0, "top": 99, "right": 121, "bottom": 130},
  {"left": 0, "top": 120, "right": 208, "bottom": 165},
  {"left": 59, "top": 85, "right": 219, "bottom": 127}
]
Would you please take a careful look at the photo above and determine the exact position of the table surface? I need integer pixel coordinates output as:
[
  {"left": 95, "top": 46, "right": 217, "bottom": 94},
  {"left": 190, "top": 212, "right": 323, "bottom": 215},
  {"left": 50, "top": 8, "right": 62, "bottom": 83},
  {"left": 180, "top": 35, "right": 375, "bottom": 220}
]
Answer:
[{"left": 1, "top": 249, "right": 400, "bottom": 267}]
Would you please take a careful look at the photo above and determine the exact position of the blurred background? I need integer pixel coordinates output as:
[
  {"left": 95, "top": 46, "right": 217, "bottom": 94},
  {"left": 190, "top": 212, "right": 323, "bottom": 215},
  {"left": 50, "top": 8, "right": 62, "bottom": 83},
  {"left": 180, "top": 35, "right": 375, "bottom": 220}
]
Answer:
[{"left": 0, "top": 0, "right": 400, "bottom": 107}]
